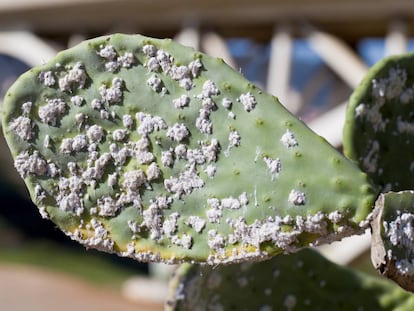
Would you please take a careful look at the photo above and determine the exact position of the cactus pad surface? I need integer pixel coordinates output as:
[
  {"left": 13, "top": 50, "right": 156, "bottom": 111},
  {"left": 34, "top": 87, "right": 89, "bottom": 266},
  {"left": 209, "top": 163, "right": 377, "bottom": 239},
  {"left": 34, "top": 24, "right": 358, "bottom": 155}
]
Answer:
[
  {"left": 166, "top": 248, "right": 414, "bottom": 311},
  {"left": 371, "top": 191, "right": 414, "bottom": 292},
  {"left": 344, "top": 53, "right": 414, "bottom": 192},
  {"left": 2, "top": 34, "right": 377, "bottom": 264}
]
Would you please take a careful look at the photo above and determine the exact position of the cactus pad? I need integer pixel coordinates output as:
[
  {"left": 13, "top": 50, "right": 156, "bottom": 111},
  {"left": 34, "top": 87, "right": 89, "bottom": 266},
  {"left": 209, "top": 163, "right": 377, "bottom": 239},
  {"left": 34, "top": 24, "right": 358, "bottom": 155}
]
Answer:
[
  {"left": 166, "top": 248, "right": 414, "bottom": 311},
  {"left": 2, "top": 34, "right": 377, "bottom": 264},
  {"left": 371, "top": 191, "right": 414, "bottom": 292},
  {"left": 344, "top": 53, "right": 414, "bottom": 192}
]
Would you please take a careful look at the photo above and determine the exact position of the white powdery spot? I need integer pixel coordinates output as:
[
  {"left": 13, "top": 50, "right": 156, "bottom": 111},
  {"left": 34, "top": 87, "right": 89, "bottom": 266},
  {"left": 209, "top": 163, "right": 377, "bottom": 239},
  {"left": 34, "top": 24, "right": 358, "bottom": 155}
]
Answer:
[
  {"left": 58, "top": 192, "right": 84, "bottom": 216},
  {"left": 171, "top": 234, "right": 193, "bottom": 249},
  {"left": 186, "top": 216, "right": 206, "bottom": 233},
  {"left": 200, "top": 80, "right": 220, "bottom": 99},
  {"left": 166, "top": 123, "right": 190, "bottom": 142},
  {"left": 186, "top": 148, "right": 206, "bottom": 165},
  {"left": 87, "top": 125, "right": 105, "bottom": 143},
  {"left": 179, "top": 78, "right": 194, "bottom": 91},
  {"left": 60, "top": 138, "right": 73, "bottom": 154},
  {"left": 328, "top": 211, "right": 344, "bottom": 224},
  {"left": 47, "top": 162, "right": 61, "bottom": 177},
  {"left": 238, "top": 92, "right": 257, "bottom": 112},
  {"left": 161, "top": 149, "right": 175, "bottom": 167},
  {"left": 34, "top": 184, "right": 46, "bottom": 203},
  {"left": 170, "top": 65, "right": 190, "bottom": 81},
  {"left": 98, "top": 45, "right": 117, "bottom": 59},
  {"left": 175, "top": 144, "right": 187, "bottom": 159},
  {"left": 355, "top": 103, "right": 366, "bottom": 117},
  {"left": 72, "top": 218, "right": 114, "bottom": 251},
  {"left": 146, "top": 57, "right": 160, "bottom": 72},
  {"left": 59, "top": 62, "right": 87, "bottom": 92},
  {"left": 97, "top": 195, "right": 121, "bottom": 217},
  {"left": 38, "top": 71, "right": 56, "bottom": 87},
  {"left": 70, "top": 95, "right": 84, "bottom": 106},
  {"left": 156, "top": 50, "right": 173, "bottom": 72},
  {"left": 206, "top": 208, "right": 222, "bottom": 224},
  {"left": 122, "top": 114, "right": 134, "bottom": 129},
  {"left": 189, "top": 59, "right": 203, "bottom": 78},
  {"left": 196, "top": 110, "right": 213, "bottom": 135},
  {"left": 397, "top": 117, "right": 414, "bottom": 135},
  {"left": 142, "top": 204, "right": 163, "bottom": 241},
  {"left": 9, "top": 116, "right": 33, "bottom": 141},
  {"left": 202, "top": 139, "right": 220, "bottom": 163},
  {"left": 98, "top": 45, "right": 133, "bottom": 72},
  {"left": 382, "top": 67, "right": 407, "bottom": 100},
  {"left": 38, "top": 98, "right": 66, "bottom": 126},
  {"left": 355, "top": 100, "right": 387, "bottom": 132},
  {"left": 146, "top": 162, "right": 161, "bottom": 181},
  {"left": 385, "top": 212, "right": 414, "bottom": 250},
  {"left": 142, "top": 44, "right": 157, "bottom": 57},
  {"left": 395, "top": 259, "right": 414, "bottom": 276},
  {"left": 221, "top": 197, "right": 241, "bottom": 209},
  {"left": 288, "top": 190, "right": 306, "bottom": 206},
  {"left": 135, "top": 150, "right": 154, "bottom": 165},
  {"left": 136, "top": 112, "right": 167, "bottom": 135},
  {"left": 123, "top": 169, "right": 146, "bottom": 193},
  {"left": 72, "top": 134, "right": 88, "bottom": 151},
  {"left": 172, "top": 94, "right": 190, "bottom": 109},
  {"left": 400, "top": 87, "right": 414, "bottom": 104},
  {"left": 163, "top": 212, "right": 180, "bottom": 237},
  {"left": 118, "top": 52, "right": 135, "bottom": 68},
  {"left": 147, "top": 74, "right": 163, "bottom": 92},
  {"left": 208, "top": 229, "right": 226, "bottom": 252},
  {"left": 164, "top": 168, "right": 204, "bottom": 198},
  {"left": 238, "top": 192, "right": 249, "bottom": 206},
  {"left": 22, "top": 101, "right": 32, "bottom": 115},
  {"left": 204, "top": 165, "right": 217, "bottom": 178},
  {"left": 280, "top": 130, "right": 298, "bottom": 148},
  {"left": 363, "top": 140, "right": 380, "bottom": 173},
  {"left": 221, "top": 97, "right": 232, "bottom": 109},
  {"left": 180, "top": 234, "right": 193, "bottom": 249},
  {"left": 107, "top": 173, "right": 118, "bottom": 188},
  {"left": 228, "top": 130, "right": 241, "bottom": 147},
  {"left": 14, "top": 150, "right": 48, "bottom": 178},
  {"left": 91, "top": 99, "right": 102, "bottom": 110},
  {"left": 263, "top": 157, "right": 281, "bottom": 179},
  {"left": 99, "top": 77, "right": 123, "bottom": 104},
  {"left": 112, "top": 129, "right": 128, "bottom": 141}
]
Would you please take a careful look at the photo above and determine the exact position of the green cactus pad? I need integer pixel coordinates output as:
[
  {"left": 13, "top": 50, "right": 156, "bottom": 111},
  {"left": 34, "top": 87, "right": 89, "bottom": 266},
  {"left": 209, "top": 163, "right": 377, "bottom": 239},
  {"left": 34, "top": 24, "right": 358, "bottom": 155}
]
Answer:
[
  {"left": 344, "top": 53, "right": 414, "bottom": 192},
  {"left": 2, "top": 34, "right": 377, "bottom": 264},
  {"left": 166, "top": 248, "right": 414, "bottom": 311},
  {"left": 371, "top": 191, "right": 414, "bottom": 292}
]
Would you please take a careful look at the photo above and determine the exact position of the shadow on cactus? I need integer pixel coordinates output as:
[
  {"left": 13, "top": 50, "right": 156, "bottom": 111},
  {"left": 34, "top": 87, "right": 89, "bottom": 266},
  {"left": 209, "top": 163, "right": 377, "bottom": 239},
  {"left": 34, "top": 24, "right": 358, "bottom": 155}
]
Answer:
[
  {"left": 2, "top": 33, "right": 414, "bottom": 309},
  {"left": 166, "top": 248, "right": 414, "bottom": 311}
]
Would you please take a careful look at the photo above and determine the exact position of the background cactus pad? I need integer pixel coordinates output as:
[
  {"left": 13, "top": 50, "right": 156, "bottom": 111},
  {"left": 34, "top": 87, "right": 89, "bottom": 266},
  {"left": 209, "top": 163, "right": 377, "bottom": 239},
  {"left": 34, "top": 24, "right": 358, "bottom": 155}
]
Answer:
[
  {"left": 166, "top": 248, "right": 414, "bottom": 311},
  {"left": 2, "top": 34, "right": 377, "bottom": 264},
  {"left": 371, "top": 191, "right": 414, "bottom": 292},
  {"left": 344, "top": 53, "right": 414, "bottom": 192}
]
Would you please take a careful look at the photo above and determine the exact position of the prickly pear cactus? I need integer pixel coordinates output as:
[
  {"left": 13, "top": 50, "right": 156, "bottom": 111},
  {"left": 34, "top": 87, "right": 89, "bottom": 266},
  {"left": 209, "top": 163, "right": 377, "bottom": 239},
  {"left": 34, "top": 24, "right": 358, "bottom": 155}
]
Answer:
[
  {"left": 371, "top": 191, "right": 414, "bottom": 292},
  {"left": 166, "top": 248, "right": 414, "bottom": 311},
  {"left": 344, "top": 53, "right": 414, "bottom": 192},
  {"left": 2, "top": 34, "right": 377, "bottom": 264}
]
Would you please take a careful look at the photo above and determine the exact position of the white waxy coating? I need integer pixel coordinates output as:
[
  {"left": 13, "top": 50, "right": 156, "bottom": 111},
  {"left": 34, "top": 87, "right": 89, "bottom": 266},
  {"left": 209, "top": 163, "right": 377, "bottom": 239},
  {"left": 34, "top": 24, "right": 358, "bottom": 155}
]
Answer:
[{"left": 9, "top": 116, "right": 33, "bottom": 141}]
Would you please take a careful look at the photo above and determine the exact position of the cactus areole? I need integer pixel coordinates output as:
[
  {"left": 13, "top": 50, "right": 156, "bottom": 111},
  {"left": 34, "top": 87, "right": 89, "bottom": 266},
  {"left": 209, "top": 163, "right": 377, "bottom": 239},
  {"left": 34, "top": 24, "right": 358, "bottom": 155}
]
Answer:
[{"left": 1, "top": 34, "right": 377, "bottom": 264}]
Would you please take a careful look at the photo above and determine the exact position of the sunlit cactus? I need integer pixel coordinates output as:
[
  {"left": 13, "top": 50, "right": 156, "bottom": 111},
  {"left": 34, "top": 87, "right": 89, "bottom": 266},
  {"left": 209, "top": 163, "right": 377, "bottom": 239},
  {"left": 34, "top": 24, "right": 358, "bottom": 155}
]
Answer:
[{"left": 1, "top": 33, "right": 377, "bottom": 265}]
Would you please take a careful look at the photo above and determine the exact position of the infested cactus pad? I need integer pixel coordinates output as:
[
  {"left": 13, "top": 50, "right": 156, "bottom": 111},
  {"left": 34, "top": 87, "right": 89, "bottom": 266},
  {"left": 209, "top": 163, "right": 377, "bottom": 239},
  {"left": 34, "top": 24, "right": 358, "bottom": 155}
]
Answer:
[
  {"left": 344, "top": 53, "right": 414, "bottom": 192},
  {"left": 2, "top": 34, "right": 377, "bottom": 264},
  {"left": 371, "top": 191, "right": 414, "bottom": 292},
  {"left": 166, "top": 248, "right": 414, "bottom": 311}
]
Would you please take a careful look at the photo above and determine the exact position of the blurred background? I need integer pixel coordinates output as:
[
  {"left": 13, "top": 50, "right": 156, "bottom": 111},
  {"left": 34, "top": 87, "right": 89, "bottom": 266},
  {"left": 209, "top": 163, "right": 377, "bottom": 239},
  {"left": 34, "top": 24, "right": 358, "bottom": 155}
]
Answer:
[{"left": 0, "top": 0, "right": 414, "bottom": 310}]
